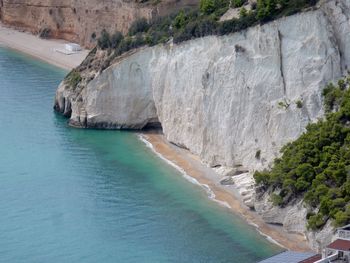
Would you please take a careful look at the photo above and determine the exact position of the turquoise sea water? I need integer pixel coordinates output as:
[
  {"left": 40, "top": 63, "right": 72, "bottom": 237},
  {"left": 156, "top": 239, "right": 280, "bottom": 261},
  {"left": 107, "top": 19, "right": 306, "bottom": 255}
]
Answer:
[{"left": 0, "top": 47, "right": 282, "bottom": 263}]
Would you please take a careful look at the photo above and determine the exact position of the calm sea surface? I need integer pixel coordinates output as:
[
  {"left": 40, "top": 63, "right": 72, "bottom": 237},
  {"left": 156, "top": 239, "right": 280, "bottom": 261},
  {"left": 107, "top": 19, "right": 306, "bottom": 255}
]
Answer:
[{"left": 0, "top": 47, "right": 282, "bottom": 262}]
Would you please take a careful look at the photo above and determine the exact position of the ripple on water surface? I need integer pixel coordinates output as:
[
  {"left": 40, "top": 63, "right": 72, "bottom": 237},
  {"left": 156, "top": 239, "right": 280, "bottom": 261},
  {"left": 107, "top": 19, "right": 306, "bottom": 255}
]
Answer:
[{"left": 0, "top": 47, "right": 282, "bottom": 262}]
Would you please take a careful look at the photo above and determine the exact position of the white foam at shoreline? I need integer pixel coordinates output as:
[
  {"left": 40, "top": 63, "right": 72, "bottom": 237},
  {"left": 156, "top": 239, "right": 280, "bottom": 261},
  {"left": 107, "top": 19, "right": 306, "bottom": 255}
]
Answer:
[
  {"left": 246, "top": 222, "right": 286, "bottom": 248},
  {"left": 138, "top": 135, "right": 231, "bottom": 209},
  {"left": 256, "top": 229, "right": 287, "bottom": 249},
  {"left": 138, "top": 134, "right": 286, "bottom": 248}
]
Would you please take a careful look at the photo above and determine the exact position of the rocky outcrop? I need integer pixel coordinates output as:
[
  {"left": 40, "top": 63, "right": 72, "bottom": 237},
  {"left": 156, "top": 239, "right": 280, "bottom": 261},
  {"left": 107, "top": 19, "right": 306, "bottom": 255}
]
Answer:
[
  {"left": 54, "top": 0, "right": 350, "bottom": 251},
  {"left": 0, "top": 0, "right": 197, "bottom": 47},
  {"left": 254, "top": 193, "right": 335, "bottom": 251}
]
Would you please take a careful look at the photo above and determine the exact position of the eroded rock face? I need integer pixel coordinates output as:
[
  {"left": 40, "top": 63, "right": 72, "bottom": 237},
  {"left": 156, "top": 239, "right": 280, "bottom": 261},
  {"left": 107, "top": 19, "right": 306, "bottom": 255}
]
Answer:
[
  {"left": 58, "top": 8, "right": 343, "bottom": 168},
  {"left": 254, "top": 194, "right": 308, "bottom": 234},
  {"left": 254, "top": 193, "right": 335, "bottom": 251},
  {"left": 0, "top": 0, "right": 197, "bottom": 47},
  {"left": 77, "top": 52, "right": 158, "bottom": 129},
  {"left": 54, "top": 0, "right": 350, "bottom": 250},
  {"left": 153, "top": 12, "right": 342, "bottom": 169}
]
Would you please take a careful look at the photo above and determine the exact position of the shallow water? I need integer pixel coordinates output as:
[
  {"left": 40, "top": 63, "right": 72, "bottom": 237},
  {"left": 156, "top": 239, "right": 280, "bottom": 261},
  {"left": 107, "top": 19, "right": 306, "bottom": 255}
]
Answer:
[{"left": 0, "top": 47, "right": 282, "bottom": 262}]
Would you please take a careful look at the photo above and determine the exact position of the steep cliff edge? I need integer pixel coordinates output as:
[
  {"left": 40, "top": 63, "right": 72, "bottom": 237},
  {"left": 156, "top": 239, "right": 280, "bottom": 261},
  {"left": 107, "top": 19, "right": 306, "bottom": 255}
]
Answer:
[
  {"left": 55, "top": 0, "right": 350, "bottom": 251},
  {"left": 0, "top": 0, "right": 197, "bottom": 47}
]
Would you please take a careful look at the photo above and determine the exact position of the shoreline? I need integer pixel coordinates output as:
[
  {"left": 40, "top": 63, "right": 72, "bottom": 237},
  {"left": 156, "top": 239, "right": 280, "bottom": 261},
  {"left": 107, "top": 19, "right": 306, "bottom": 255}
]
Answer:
[
  {"left": 0, "top": 24, "right": 89, "bottom": 70},
  {"left": 140, "top": 132, "right": 312, "bottom": 252},
  {"left": 1, "top": 23, "right": 312, "bottom": 253}
]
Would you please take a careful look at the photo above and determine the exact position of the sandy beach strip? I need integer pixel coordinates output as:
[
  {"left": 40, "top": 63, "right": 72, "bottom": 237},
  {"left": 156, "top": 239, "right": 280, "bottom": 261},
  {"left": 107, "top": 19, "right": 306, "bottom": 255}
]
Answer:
[
  {"left": 141, "top": 132, "right": 312, "bottom": 252},
  {"left": 0, "top": 23, "right": 311, "bottom": 253},
  {"left": 0, "top": 24, "right": 89, "bottom": 70}
]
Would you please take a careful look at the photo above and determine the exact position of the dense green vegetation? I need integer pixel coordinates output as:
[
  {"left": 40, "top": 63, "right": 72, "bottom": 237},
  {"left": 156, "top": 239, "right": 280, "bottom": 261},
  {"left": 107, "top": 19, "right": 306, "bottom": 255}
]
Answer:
[
  {"left": 96, "top": 0, "right": 318, "bottom": 57},
  {"left": 65, "top": 70, "right": 82, "bottom": 89},
  {"left": 254, "top": 76, "right": 350, "bottom": 230}
]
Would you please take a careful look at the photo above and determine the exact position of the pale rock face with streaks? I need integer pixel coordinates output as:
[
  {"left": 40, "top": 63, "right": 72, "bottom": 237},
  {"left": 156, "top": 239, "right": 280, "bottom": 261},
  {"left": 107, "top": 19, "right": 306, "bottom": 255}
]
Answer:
[{"left": 55, "top": 0, "right": 350, "bottom": 251}]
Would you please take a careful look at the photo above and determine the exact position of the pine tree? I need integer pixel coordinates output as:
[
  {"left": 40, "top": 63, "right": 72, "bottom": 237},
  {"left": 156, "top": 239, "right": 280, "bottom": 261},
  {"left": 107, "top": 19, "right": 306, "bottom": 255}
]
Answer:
[{"left": 256, "top": 0, "right": 266, "bottom": 20}]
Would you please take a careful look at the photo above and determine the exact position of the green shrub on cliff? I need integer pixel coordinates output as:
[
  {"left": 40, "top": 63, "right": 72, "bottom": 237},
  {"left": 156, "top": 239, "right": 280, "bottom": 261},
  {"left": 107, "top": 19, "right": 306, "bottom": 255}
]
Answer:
[
  {"left": 97, "top": 29, "right": 111, "bottom": 50},
  {"left": 254, "top": 76, "right": 350, "bottom": 230},
  {"left": 97, "top": 30, "right": 125, "bottom": 50},
  {"left": 128, "top": 18, "right": 150, "bottom": 35},
  {"left": 200, "top": 0, "right": 217, "bottom": 14},
  {"left": 199, "top": 0, "right": 230, "bottom": 15},
  {"left": 95, "top": 0, "right": 319, "bottom": 62},
  {"left": 256, "top": 0, "right": 277, "bottom": 21},
  {"left": 173, "top": 11, "right": 187, "bottom": 29},
  {"left": 110, "top": 32, "right": 124, "bottom": 49},
  {"left": 296, "top": 99, "right": 303, "bottom": 108},
  {"left": 65, "top": 70, "right": 82, "bottom": 89},
  {"left": 232, "top": 0, "right": 245, "bottom": 8}
]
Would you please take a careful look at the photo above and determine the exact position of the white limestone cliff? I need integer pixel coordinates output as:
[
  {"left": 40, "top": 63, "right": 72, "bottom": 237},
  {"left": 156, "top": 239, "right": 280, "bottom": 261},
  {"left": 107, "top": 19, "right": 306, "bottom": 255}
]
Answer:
[{"left": 54, "top": 0, "right": 350, "bottom": 251}]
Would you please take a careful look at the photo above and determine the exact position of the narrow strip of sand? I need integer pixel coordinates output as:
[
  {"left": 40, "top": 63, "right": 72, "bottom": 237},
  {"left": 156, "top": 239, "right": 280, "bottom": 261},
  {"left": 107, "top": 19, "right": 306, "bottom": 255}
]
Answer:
[
  {"left": 141, "top": 132, "right": 312, "bottom": 252},
  {"left": 0, "top": 24, "right": 89, "bottom": 70},
  {"left": 0, "top": 23, "right": 311, "bottom": 253}
]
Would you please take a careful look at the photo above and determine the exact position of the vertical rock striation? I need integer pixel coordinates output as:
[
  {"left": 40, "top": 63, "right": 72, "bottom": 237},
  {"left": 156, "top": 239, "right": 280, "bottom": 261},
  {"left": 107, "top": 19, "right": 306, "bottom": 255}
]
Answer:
[
  {"left": 54, "top": 0, "right": 350, "bottom": 250},
  {"left": 0, "top": 0, "right": 197, "bottom": 47}
]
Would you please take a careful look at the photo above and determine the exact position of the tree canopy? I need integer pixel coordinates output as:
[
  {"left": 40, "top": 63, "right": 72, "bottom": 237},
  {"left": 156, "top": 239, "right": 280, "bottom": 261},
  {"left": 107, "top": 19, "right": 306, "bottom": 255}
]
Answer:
[
  {"left": 254, "top": 76, "right": 350, "bottom": 230},
  {"left": 96, "top": 0, "right": 318, "bottom": 54}
]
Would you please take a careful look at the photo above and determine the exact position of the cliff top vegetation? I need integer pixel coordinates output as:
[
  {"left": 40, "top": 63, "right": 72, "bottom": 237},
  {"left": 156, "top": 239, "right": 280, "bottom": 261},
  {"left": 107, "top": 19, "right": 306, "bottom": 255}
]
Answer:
[
  {"left": 65, "top": 0, "right": 318, "bottom": 87},
  {"left": 95, "top": 0, "right": 318, "bottom": 66}
]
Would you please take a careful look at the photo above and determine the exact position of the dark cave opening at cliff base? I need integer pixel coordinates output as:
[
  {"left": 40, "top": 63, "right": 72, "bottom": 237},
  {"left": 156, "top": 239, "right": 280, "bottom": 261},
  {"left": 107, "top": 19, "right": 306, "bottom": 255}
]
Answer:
[{"left": 142, "top": 120, "right": 163, "bottom": 131}]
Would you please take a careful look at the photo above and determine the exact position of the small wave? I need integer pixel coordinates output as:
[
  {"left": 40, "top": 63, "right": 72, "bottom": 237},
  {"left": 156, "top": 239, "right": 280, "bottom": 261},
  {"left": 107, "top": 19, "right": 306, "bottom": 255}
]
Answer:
[
  {"left": 247, "top": 218, "right": 286, "bottom": 248},
  {"left": 248, "top": 222, "right": 259, "bottom": 228},
  {"left": 138, "top": 135, "right": 231, "bottom": 209},
  {"left": 256, "top": 228, "right": 286, "bottom": 249},
  {"left": 139, "top": 135, "right": 287, "bottom": 248},
  {"left": 213, "top": 199, "right": 231, "bottom": 209}
]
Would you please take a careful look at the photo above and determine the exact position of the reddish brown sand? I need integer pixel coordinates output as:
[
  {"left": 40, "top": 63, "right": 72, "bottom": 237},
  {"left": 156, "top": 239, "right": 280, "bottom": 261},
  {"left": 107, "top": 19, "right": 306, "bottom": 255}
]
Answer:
[
  {"left": 142, "top": 132, "right": 312, "bottom": 252},
  {"left": 0, "top": 24, "right": 313, "bottom": 252}
]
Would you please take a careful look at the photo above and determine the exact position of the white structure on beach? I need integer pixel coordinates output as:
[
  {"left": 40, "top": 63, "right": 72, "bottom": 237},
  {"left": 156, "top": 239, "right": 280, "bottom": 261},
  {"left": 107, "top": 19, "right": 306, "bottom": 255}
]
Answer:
[
  {"left": 54, "top": 43, "right": 82, "bottom": 55},
  {"left": 65, "top": 43, "right": 82, "bottom": 52}
]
